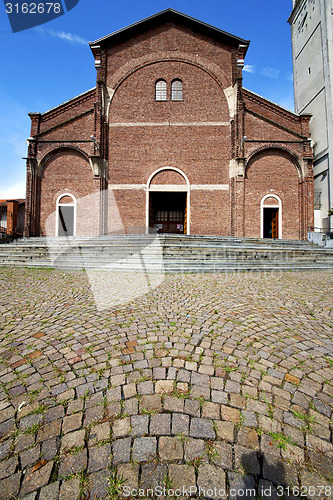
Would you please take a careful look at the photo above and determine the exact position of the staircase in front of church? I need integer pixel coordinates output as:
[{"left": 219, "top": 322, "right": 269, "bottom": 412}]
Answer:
[{"left": 0, "top": 234, "right": 333, "bottom": 273}]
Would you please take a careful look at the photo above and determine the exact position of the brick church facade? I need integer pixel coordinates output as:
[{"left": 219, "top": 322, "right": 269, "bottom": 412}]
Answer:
[{"left": 24, "top": 9, "right": 314, "bottom": 240}]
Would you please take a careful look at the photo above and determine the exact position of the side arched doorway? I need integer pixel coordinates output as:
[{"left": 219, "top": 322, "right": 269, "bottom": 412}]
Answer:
[
  {"left": 261, "top": 195, "right": 282, "bottom": 239},
  {"left": 146, "top": 168, "right": 190, "bottom": 235},
  {"left": 56, "top": 194, "right": 76, "bottom": 237}
]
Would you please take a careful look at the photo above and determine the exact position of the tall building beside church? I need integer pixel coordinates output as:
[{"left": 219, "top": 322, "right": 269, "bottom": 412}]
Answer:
[{"left": 289, "top": 0, "right": 333, "bottom": 232}]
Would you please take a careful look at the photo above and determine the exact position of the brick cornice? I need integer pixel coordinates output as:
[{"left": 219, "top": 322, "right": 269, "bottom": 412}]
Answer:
[{"left": 243, "top": 88, "right": 300, "bottom": 124}]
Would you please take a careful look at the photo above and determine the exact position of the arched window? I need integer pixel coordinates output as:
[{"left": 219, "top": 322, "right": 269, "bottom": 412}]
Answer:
[
  {"left": 171, "top": 79, "right": 183, "bottom": 101},
  {"left": 155, "top": 79, "right": 167, "bottom": 101}
]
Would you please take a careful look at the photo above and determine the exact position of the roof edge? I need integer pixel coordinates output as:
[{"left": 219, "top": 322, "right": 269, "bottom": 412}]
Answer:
[{"left": 89, "top": 9, "right": 250, "bottom": 50}]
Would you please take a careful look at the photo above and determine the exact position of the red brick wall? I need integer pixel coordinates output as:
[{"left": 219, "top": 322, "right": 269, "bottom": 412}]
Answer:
[
  {"left": 40, "top": 150, "right": 96, "bottom": 236},
  {"left": 244, "top": 150, "right": 300, "bottom": 239},
  {"left": 106, "top": 24, "right": 233, "bottom": 87}
]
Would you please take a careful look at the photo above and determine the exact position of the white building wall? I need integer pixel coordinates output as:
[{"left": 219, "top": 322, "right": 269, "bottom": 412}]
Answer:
[{"left": 289, "top": 0, "right": 333, "bottom": 230}]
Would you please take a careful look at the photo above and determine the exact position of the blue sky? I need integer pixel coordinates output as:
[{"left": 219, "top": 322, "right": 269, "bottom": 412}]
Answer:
[{"left": 0, "top": 0, "right": 295, "bottom": 199}]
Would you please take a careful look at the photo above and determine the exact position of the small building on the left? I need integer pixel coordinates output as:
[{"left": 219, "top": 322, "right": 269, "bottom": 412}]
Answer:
[{"left": 0, "top": 199, "right": 25, "bottom": 239}]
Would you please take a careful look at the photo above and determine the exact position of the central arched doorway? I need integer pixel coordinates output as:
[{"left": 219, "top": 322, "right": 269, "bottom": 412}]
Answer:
[{"left": 146, "top": 168, "right": 190, "bottom": 234}]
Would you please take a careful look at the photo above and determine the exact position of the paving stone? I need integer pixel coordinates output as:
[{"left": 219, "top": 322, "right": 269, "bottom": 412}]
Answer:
[
  {"left": 155, "top": 380, "right": 174, "bottom": 394},
  {"left": 234, "top": 445, "right": 260, "bottom": 475},
  {"left": 62, "top": 413, "right": 82, "bottom": 435},
  {"left": 229, "top": 472, "right": 257, "bottom": 499},
  {"left": 177, "top": 369, "right": 191, "bottom": 383},
  {"left": 191, "top": 385, "right": 210, "bottom": 399},
  {"left": 172, "top": 413, "right": 190, "bottom": 435},
  {"left": 0, "top": 439, "right": 11, "bottom": 461},
  {"left": 20, "top": 413, "right": 44, "bottom": 431},
  {"left": 88, "top": 421, "right": 110, "bottom": 446},
  {"left": 113, "top": 417, "right": 131, "bottom": 438},
  {"left": 131, "top": 415, "right": 149, "bottom": 436},
  {"left": 87, "top": 443, "right": 111, "bottom": 473},
  {"left": 88, "top": 470, "right": 110, "bottom": 500},
  {"left": 0, "top": 472, "right": 21, "bottom": 499},
  {"left": 113, "top": 437, "right": 131, "bottom": 465},
  {"left": 84, "top": 405, "right": 104, "bottom": 426},
  {"left": 139, "top": 394, "right": 162, "bottom": 413},
  {"left": 220, "top": 405, "right": 241, "bottom": 423},
  {"left": 117, "top": 463, "right": 140, "bottom": 492},
  {"left": 41, "top": 437, "right": 59, "bottom": 460},
  {"left": 0, "top": 455, "right": 18, "bottom": 480},
  {"left": 159, "top": 436, "right": 183, "bottom": 461},
  {"left": 163, "top": 395, "right": 185, "bottom": 413},
  {"left": 44, "top": 406, "right": 65, "bottom": 423},
  {"left": 210, "top": 441, "right": 232, "bottom": 470},
  {"left": 20, "top": 445, "right": 41, "bottom": 469},
  {"left": 150, "top": 413, "right": 171, "bottom": 435},
  {"left": 132, "top": 437, "right": 157, "bottom": 462},
  {"left": 39, "top": 481, "right": 60, "bottom": 500},
  {"left": 184, "top": 437, "right": 208, "bottom": 463},
  {"left": 59, "top": 477, "right": 81, "bottom": 500},
  {"left": 105, "top": 402, "right": 122, "bottom": 418},
  {"left": 137, "top": 381, "right": 154, "bottom": 395},
  {"left": 123, "top": 383, "right": 137, "bottom": 399},
  {"left": 184, "top": 399, "right": 200, "bottom": 417},
  {"left": 20, "top": 460, "right": 53, "bottom": 496},
  {"left": 106, "top": 386, "right": 121, "bottom": 402},
  {"left": 66, "top": 400, "right": 83, "bottom": 416},
  {"left": 214, "top": 420, "right": 235, "bottom": 442},
  {"left": 60, "top": 429, "right": 85, "bottom": 453},
  {"left": 168, "top": 464, "right": 196, "bottom": 491},
  {"left": 262, "top": 453, "right": 298, "bottom": 486},
  {"left": 0, "top": 418, "right": 16, "bottom": 441},
  {"left": 58, "top": 449, "right": 87, "bottom": 478},
  {"left": 211, "top": 390, "right": 228, "bottom": 404},
  {"left": 37, "top": 419, "right": 62, "bottom": 442},
  {"left": 237, "top": 426, "right": 259, "bottom": 449},
  {"left": 123, "top": 398, "right": 138, "bottom": 415},
  {"left": 15, "top": 433, "right": 35, "bottom": 453},
  {"left": 197, "top": 464, "right": 226, "bottom": 495},
  {"left": 140, "top": 464, "right": 167, "bottom": 489},
  {"left": 201, "top": 402, "right": 220, "bottom": 420},
  {"left": 190, "top": 418, "right": 215, "bottom": 439}
]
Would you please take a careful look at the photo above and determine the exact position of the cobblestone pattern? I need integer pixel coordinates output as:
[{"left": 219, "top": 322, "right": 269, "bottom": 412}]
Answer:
[{"left": 0, "top": 269, "right": 332, "bottom": 499}]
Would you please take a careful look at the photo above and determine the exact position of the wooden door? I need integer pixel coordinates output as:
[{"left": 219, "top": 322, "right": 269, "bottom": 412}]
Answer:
[
  {"left": 272, "top": 209, "right": 278, "bottom": 239},
  {"left": 184, "top": 195, "right": 187, "bottom": 234}
]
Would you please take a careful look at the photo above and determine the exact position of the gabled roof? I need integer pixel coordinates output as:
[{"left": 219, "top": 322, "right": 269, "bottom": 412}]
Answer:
[{"left": 89, "top": 8, "right": 250, "bottom": 53}]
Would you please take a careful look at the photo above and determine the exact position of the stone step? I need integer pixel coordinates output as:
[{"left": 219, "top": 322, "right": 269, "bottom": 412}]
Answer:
[{"left": 0, "top": 235, "right": 332, "bottom": 272}]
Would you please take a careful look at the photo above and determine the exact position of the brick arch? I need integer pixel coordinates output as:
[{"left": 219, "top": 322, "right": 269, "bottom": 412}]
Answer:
[
  {"left": 244, "top": 149, "right": 301, "bottom": 239},
  {"left": 105, "top": 51, "right": 230, "bottom": 118},
  {"left": 150, "top": 169, "right": 187, "bottom": 186},
  {"left": 245, "top": 146, "right": 304, "bottom": 180},
  {"left": 39, "top": 146, "right": 89, "bottom": 175},
  {"left": 39, "top": 148, "right": 96, "bottom": 236}
]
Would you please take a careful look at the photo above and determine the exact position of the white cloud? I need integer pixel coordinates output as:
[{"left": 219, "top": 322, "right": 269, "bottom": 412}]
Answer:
[
  {"left": 0, "top": 181, "right": 26, "bottom": 199},
  {"left": 243, "top": 65, "right": 255, "bottom": 74},
  {"left": 34, "top": 27, "right": 87, "bottom": 45},
  {"left": 261, "top": 67, "right": 280, "bottom": 79}
]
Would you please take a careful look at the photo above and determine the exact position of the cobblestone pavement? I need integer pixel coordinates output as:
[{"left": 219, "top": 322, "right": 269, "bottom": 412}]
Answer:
[{"left": 0, "top": 268, "right": 332, "bottom": 500}]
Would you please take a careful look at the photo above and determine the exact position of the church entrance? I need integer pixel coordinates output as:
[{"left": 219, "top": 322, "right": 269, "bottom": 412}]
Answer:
[
  {"left": 150, "top": 192, "right": 187, "bottom": 234},
  {"left": 263, "top": 207, "right": 279, "bottom": 238}
]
